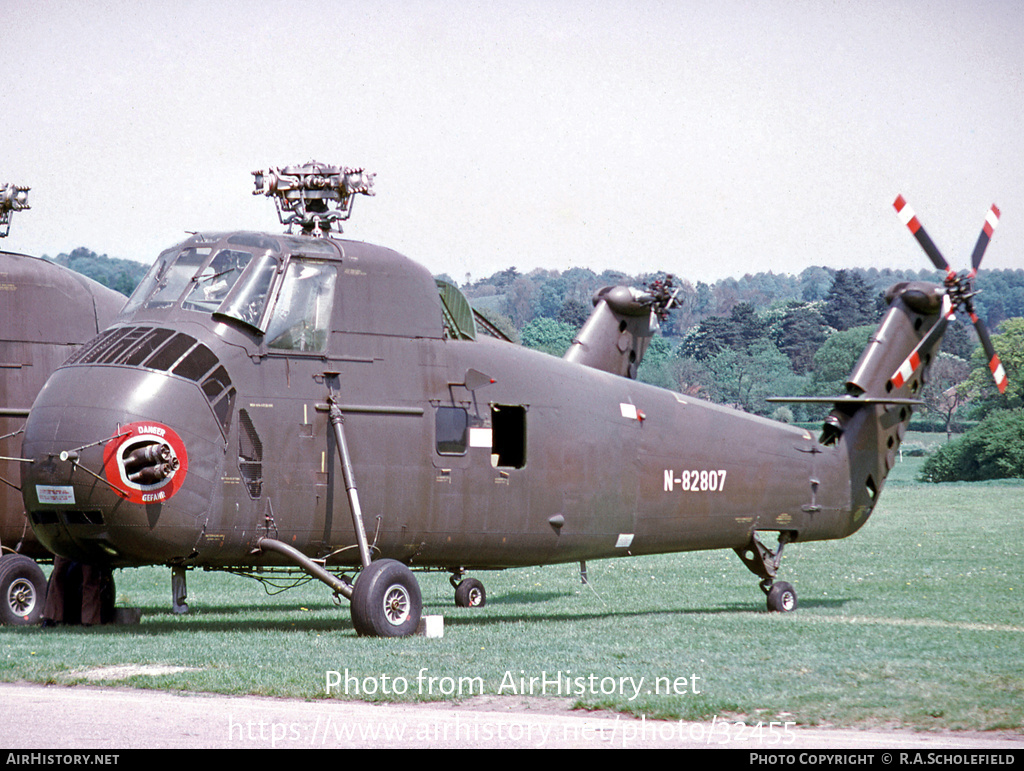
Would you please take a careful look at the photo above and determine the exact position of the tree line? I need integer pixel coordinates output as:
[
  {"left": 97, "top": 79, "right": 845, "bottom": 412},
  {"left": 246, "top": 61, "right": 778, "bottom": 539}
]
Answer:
[{"left": 43, "top": 247, "right": 148, "bottom": 296}]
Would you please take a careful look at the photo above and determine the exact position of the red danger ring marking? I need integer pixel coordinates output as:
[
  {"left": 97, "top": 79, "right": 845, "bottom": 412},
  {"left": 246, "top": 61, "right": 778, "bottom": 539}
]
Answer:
[{"left": 103, "top": 421, "right": 189, "bottom": 504}]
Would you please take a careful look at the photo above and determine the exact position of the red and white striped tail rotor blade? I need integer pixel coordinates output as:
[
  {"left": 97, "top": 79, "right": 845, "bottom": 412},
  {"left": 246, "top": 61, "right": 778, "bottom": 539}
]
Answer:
[
  {"left": 988, "top": 355, "right": 1009, "bottom": 395},
  {"left": 969, "top": 203, "right": 1001, "bottom": 276},
  {"left": 894, "top": 195, "right": 954, "bottom": 276},
  {"left": 970, "top": 311, "right": 1009, "bottom": 394},
  {"left": 889, "top": 295, "right": 953, "bottom": 390}
]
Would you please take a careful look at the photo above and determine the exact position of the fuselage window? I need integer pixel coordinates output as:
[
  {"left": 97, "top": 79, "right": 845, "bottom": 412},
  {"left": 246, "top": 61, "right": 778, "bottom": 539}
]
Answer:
[
  {"left": 491, "top": 404, "right": 526, "bottom": 468},
  {"left": 265, "top": 259, "right": 338, "bottom": 353},
  {"left": 436, "top": 407, "right": 469, "bottom": 455}
]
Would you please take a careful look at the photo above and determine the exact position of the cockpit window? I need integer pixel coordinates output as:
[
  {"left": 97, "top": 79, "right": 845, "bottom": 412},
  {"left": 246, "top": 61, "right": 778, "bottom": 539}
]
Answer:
[
  {"left": 119, "top": 247, "right": 178, "bottom": 319},
  {"left": 117, "top": 237, "right": 343, "bottom": 353},
  {"left": 142, "top": 247, "right": 212, "bottom": 310},
  {"left": 120, "top": 238, "right": 282, "bottom": 329},
  {"left": 265, "top": 259, "right": 338, "bottom": 352},
  {"left": 182, "top": 249, "right": 253, "bottom": 313},
  {"left": 213, "top": 252, "right": 279, "bottom": 330}
]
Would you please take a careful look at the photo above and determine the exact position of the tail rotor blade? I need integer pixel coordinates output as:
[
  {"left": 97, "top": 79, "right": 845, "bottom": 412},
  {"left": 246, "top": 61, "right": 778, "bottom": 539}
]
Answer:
[
  {"left": 969, "top": 311, "right": 1008, "bottom": 394},
  {"left": 889, "top": 194, "right": 1008, "bottom": 395},
  {"left": 889, "top": 295, "right": 953, "bottom": 390},
  {"left": 894, "top": 195, "right": 954, "bottom": 276},
  {"left": 969, "top": 203, "right": 1001, "bottom": 276}
]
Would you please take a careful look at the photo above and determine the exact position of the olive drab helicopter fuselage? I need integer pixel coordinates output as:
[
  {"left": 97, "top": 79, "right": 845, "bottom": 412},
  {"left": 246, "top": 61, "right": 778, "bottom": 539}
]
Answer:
[
  {"left": 17, "top": 164, "right": 1007, "bottom": 636},
  {"left": 0, "top": 184, "right": 126, "bottom": 625}
]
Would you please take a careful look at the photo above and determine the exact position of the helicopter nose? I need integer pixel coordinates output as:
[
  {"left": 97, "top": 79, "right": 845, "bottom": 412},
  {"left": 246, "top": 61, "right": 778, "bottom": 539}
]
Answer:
[{"left": 21, "top": 364, "right": 227, "bottom": 565}]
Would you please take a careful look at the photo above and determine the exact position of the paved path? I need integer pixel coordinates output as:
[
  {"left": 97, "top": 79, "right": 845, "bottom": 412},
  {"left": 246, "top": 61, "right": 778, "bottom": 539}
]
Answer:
[{"left": 2, "top": 683, "right": 1022, "bottom": 750}]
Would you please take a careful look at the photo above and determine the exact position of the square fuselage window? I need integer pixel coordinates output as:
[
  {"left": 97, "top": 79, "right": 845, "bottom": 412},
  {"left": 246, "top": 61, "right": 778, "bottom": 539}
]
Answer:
[{"left": 436, "top": 407, "right": 469, "bottom": 455}]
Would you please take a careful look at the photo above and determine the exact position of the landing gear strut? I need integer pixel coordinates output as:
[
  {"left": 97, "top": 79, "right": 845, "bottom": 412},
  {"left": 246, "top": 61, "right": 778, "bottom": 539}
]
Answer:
[
  {"left": 171, "top": 566, "right": 188, "bottom": 614},
  {"left": 325, "top": 396, "right": 422, "bottom": 635},
  {"left": 255, "top": 393, "right": 425, "bottom": 637},
  {"left": 735, "top": 532, "right": 798, "bottom": 613}
]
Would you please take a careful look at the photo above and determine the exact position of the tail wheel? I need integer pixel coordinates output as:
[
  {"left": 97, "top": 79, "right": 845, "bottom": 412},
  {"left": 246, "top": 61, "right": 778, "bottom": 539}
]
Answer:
[
  {"left": 766, "top": 581, "right": 798, "bottom": 613},
  {"left": 454, "top": 577, "right": 486, "bottom": 608},
  {"left": 0, "top": 555, "right": 47, "bottom": 626},
  {"left": 350, "top": 559, "right": 422, "bottom": 637}
]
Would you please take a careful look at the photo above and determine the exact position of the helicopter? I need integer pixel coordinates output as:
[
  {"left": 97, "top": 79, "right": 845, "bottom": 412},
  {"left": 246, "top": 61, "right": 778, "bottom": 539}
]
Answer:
[
  {"left": 0, "top": 184, "right": 126, "bottom": 624},
  {"left": 17, "top": 162, "right": 1007, "bottom": 636}
]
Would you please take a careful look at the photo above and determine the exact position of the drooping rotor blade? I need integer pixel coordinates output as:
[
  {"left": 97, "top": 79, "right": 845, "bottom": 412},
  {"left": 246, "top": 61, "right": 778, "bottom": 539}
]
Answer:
[
  {"left": 969, "top": 203, "right": 1001, "bottom": 276},
  {"left": 893, "top": 195, "right": 954, "bottom": 277},
  {"left": 968, "top": 310, "right": 1008, "bottom": 394},
  {"left": 890, "top": 294, "right": 953, "bottom": 390}
]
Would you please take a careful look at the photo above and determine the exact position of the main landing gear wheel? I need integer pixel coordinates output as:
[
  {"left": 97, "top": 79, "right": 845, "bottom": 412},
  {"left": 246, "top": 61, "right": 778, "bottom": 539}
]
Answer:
[
  {"left": 454, "top": 577, "right": 486, "bottom": 608},
  {"left": 0, "top": 554, "right": 47, "bottom": 626},
  {"left": 350, "top": 559, "right": 422, "bottom": 637},
  {"left": 765, "top": 581, "right": 798, "bottom": 613}
]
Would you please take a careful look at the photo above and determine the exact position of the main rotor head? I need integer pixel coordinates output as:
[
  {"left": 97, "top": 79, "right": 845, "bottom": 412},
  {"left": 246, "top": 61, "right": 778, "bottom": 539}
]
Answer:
[
  {"left": 644, "top": 274, "right": 681, "bottom": 321},
  {"left": 252, "top": 162, "right": 375, "bottom": 237},
  {"left": 0, "top": 183, "right": 30, "bottom": 237}
]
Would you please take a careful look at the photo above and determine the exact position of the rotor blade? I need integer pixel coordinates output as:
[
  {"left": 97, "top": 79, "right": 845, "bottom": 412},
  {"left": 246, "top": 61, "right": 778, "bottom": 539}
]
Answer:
[
  {"left": 969, "top": 311, "right": 1008, "bottom": 394},
  {"left": 889, "top": 295, "right": 953, "bottom": 390},
  {"left": 893, "top": 195, "right": 954, "bottom": 276},
  {"left": 969, "top": 203, "right": 1001, "bottom": 276}
]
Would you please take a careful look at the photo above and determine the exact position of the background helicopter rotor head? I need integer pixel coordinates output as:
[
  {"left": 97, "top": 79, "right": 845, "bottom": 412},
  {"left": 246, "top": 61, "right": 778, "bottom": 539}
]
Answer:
[{"left": 0, "top": 183, "right": 29, "bottom": 238}]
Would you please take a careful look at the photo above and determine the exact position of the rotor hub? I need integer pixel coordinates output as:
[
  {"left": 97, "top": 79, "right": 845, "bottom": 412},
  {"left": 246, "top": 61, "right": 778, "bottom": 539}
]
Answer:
[
  {"left": 0, "top": 183, "right": 30, "bottom": 237},
  {"left": 252, "top": 161, "right": 374, "bottom": 237},
  {"left": 890, "top": 195, "right": 1007, "bottom": 395}
]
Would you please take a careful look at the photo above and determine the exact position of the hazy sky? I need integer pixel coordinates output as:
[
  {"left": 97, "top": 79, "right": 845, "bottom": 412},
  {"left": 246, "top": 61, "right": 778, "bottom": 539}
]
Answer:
[{"left": 3, "top": 0, "right": 1022, "bottom": 286}]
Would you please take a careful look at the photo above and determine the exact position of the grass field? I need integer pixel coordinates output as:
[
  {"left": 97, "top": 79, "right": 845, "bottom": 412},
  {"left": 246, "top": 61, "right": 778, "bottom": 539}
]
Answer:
[{"left": 2, "top": 450, "right": 1022, "bottom": 733}]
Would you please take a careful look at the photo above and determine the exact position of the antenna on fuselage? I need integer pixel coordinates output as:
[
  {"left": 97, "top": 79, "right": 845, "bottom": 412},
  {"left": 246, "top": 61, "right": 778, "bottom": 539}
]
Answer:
[
  {"left": 0, "top": 183, "right": 30, "bottom": 237},
  {"left": 252, "top": 161, "right": 375, "bottom": 237}
]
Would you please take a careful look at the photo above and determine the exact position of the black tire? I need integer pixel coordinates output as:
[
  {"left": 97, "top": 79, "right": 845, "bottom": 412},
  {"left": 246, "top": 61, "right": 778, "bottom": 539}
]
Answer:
[
  {"left": 350, "top": 559, "right": 422, "bottom": 637},
  {"left": 766, "top": 581, "right": 797, "bottom": 613},
  {"left": 454, "top": 577, "right": 486, "bottom": 608},
  {"left": 0, "top": 555, "right": 48, "bottom": 626}
]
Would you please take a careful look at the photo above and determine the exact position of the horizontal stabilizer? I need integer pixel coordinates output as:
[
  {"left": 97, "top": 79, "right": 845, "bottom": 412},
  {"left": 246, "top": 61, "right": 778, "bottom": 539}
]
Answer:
[{"left": 766, "top": 395, "right": 925, "bottom": 406}]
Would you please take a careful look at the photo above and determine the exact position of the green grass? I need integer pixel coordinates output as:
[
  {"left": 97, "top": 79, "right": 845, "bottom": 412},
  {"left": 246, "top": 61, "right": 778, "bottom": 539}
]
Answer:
[{"left": 2, "top": 448, "right": 1022, "bottom": 733}]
